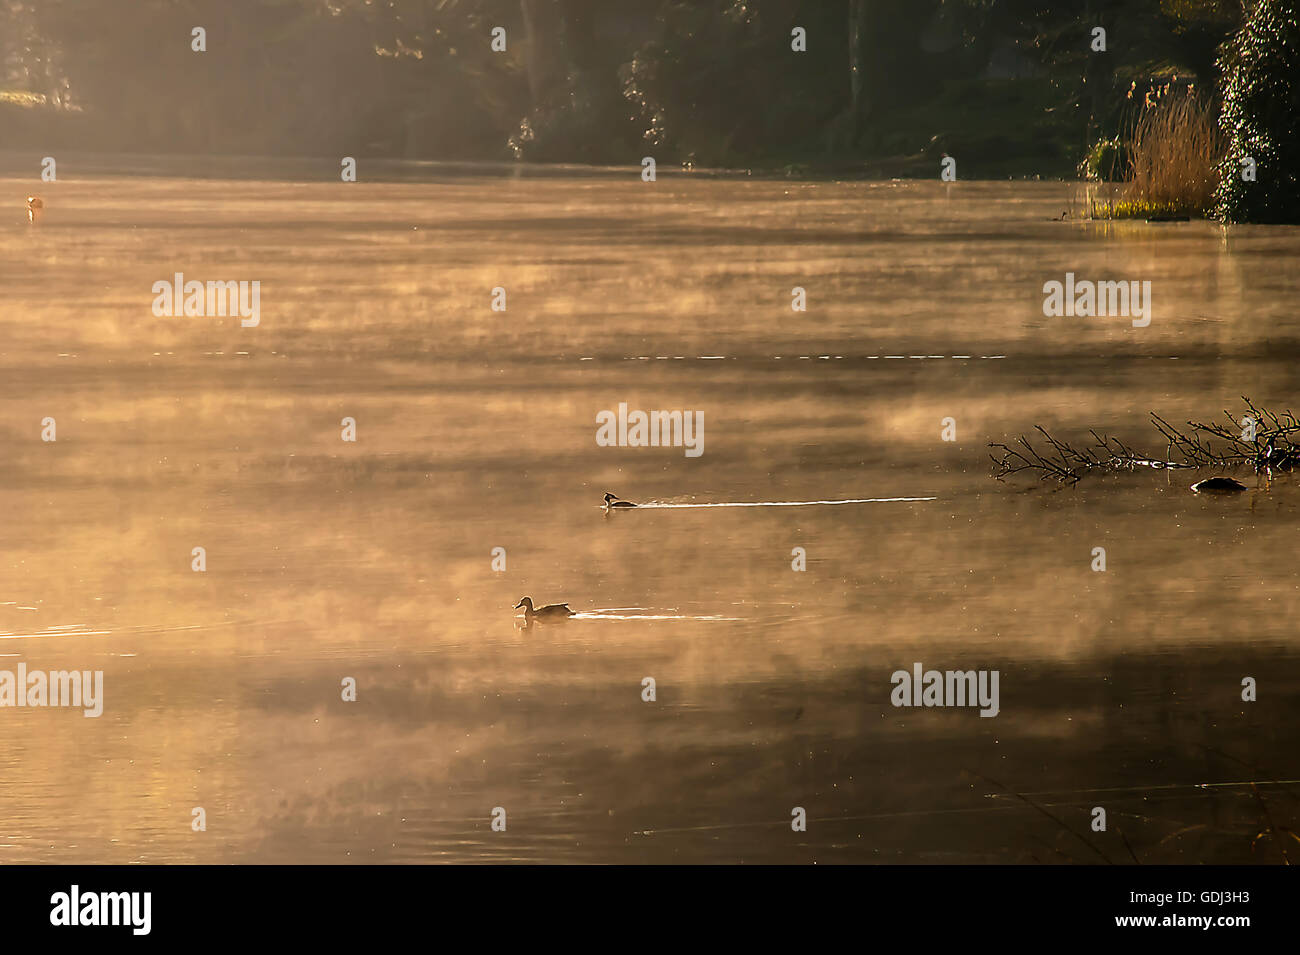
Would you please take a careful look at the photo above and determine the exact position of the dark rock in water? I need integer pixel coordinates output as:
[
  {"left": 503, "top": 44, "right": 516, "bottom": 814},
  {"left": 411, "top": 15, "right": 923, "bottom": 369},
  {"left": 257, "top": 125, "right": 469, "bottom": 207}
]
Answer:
[{"left": 1191, "top": 476, "right": 1248, "bottom": 494}]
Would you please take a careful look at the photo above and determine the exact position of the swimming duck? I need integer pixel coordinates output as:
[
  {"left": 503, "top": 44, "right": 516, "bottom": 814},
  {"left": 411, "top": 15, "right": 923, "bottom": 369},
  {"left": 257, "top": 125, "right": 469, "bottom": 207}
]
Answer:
[
  {"left": 1260, "top": 438, "right": 1299, "bottom": 473},
  {"left": 1191, "top": 476, "right": 1247, "bottom": 494},
  {"left": 603, "top": 492, "right": 636, "bottom": 508},
  {"left": 26, "top": 195, "right": 43, "bottom": 223},
  {"left": 514, "top": 596, "right": 574, "bottom": 619}
]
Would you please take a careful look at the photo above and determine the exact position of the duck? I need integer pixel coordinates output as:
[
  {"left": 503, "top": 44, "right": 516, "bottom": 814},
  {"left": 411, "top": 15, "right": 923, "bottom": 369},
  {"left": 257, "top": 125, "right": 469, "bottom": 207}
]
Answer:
[
  {"left": 26, "top": 195, "right": 43, "bottom": 223},
  {"left": 1190, "top": 476, "right": 1248, "bottom": 494},
  {"left": 1260, "top": 438, "right": 1299, "bottom": 472},
  {"left": 514, "top": 596, "right": 574, "bottom": 619},
  {"left": 603, "top": 492, "right": 636, "bottom": 508}
]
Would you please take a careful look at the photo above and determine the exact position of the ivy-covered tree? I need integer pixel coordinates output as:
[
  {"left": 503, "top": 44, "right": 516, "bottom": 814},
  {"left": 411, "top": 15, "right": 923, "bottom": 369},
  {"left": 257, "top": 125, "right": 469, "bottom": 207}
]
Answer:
[{"left": 1214, "top": 0, "right": 1300, "bottom": 223}]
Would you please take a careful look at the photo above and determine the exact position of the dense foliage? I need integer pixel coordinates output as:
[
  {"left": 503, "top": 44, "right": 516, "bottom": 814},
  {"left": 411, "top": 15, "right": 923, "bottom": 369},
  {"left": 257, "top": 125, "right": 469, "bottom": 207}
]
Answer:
[
  {"left": 0, "top": 0, "right": 1256, "bottom": 175},
  {"left": 1214, "top": 0, "right": 1300, "bottom": 222}
]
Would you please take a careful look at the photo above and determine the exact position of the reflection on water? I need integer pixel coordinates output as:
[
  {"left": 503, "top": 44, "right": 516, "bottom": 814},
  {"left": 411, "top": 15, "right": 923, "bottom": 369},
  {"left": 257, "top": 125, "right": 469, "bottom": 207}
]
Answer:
[
  {"left": 630, "top": 497, "right": 937, "bottom": 507},
  {"left": 1, "top": 163, "right": 1297, "bottom": 863},
  {"left": 564, "top": 611, "right": 742, "bottom": 621}
]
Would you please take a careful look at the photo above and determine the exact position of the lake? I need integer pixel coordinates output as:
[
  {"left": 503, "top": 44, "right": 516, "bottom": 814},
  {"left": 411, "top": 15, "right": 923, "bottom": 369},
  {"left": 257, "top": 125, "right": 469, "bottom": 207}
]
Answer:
[{"left": 1, "top": 159, "right": 1297, "bottom": 862}]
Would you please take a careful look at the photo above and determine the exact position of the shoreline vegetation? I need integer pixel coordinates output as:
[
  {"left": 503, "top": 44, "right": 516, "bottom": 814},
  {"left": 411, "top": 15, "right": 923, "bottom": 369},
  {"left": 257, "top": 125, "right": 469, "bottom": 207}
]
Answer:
[
  {"left": 0, "top": 84, "right": 1221, "bottom": 186},
  {"left": 3, "top": 1, "right": 1295, "bottom": 222},
  {"left": 1078, "top": 84, "right": 1225, "bottom": 220}
]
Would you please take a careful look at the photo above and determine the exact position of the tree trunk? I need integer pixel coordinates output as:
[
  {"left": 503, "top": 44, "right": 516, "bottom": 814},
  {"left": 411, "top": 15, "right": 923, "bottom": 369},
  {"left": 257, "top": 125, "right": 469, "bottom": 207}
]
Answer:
[
  {"left": 847, "top": 0, "right": 870, "bottom": 145},
  {"left": 849, "top": 0, "right": 868, "bottom": 119},
  {"left": 520, "top": 0, "right": 541, "bottom": 108}
]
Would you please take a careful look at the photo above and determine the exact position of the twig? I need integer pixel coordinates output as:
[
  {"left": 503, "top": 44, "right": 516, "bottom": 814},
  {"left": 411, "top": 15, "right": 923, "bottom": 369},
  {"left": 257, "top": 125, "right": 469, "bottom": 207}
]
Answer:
[{"left": 991, "top": 398, "right": 1299, "bottom": 485}]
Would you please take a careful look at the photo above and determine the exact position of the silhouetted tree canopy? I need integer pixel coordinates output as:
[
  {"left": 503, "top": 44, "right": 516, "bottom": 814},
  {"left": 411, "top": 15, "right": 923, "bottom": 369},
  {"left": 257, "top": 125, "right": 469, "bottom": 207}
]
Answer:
[{"left": 0, "top": 0, "right": 1261, "bottom": 176}]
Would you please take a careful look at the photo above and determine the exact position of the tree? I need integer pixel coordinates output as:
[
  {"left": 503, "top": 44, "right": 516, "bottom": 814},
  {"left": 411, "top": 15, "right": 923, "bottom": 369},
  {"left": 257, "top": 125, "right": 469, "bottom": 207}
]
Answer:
[{"left": 1214, "top": 0, "right": 1300, "bottom": 223}]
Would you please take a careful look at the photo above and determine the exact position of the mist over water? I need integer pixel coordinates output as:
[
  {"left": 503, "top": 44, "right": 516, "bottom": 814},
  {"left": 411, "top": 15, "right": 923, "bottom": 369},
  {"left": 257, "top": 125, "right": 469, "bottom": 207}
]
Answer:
[{"left": 1, "top": 164, "right": 1297, "bottom": 862}]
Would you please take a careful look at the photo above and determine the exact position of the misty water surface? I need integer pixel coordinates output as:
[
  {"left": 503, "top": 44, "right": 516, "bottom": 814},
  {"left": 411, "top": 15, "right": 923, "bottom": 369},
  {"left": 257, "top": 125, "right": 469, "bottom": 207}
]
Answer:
[{"left": 1, "top": 161, "right": 1297, "bottom": 862}]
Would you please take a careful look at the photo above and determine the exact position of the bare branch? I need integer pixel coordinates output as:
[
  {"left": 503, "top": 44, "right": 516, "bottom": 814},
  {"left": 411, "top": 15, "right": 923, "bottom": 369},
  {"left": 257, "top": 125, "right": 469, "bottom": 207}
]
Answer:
[{"left": 989, "top": 399, "right": 1299, "bottom": 485}]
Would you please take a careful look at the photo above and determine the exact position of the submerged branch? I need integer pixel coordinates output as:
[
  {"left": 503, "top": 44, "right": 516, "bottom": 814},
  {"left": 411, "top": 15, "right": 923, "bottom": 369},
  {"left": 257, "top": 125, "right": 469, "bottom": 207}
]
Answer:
[{"left": 990, "top": 398, "right": 1299, "bottom": 485}]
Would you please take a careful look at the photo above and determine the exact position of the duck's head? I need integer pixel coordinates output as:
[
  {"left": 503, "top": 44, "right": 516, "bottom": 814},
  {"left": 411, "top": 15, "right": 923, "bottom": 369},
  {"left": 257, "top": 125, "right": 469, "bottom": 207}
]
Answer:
[
  {"left": 603, "top": 492, "right": 619, "bottom": 504},
  {"left": 514, "top": 597, "right": 533, "bottom": 611},
  {"left": 26, "top": 196, "right": 42, "bottom": 209}
]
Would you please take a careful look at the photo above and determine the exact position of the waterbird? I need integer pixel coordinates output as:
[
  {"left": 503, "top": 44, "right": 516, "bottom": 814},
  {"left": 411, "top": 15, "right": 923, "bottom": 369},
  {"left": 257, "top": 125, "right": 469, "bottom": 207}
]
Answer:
[
  {"left": 26, "top": 195, "right": 43, "bottom": 223},
  {"left": 603, "top": 492, "right": 636, "bottom": 508},
  {"left": 514, "top": 597, "right": 574, "bottom": 619},
  {"left": 1190, "top": 476, "right": 1248, "bottom": 494},
  {"left": 1260, "top": 437, "right": 1299, "bottom": 473}
]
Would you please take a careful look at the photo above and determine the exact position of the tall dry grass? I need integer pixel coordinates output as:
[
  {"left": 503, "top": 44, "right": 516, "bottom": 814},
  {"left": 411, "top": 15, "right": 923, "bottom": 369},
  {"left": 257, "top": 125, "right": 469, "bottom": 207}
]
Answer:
[{"left": 1090, "top": 85, "right": 1226, "bottom": 219}]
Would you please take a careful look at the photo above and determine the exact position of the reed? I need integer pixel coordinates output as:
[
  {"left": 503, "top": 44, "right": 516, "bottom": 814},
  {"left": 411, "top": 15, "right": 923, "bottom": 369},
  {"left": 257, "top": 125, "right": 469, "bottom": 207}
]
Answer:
[{"left": 1088, "top": 85, "right": 1225, "bottom": 219}]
